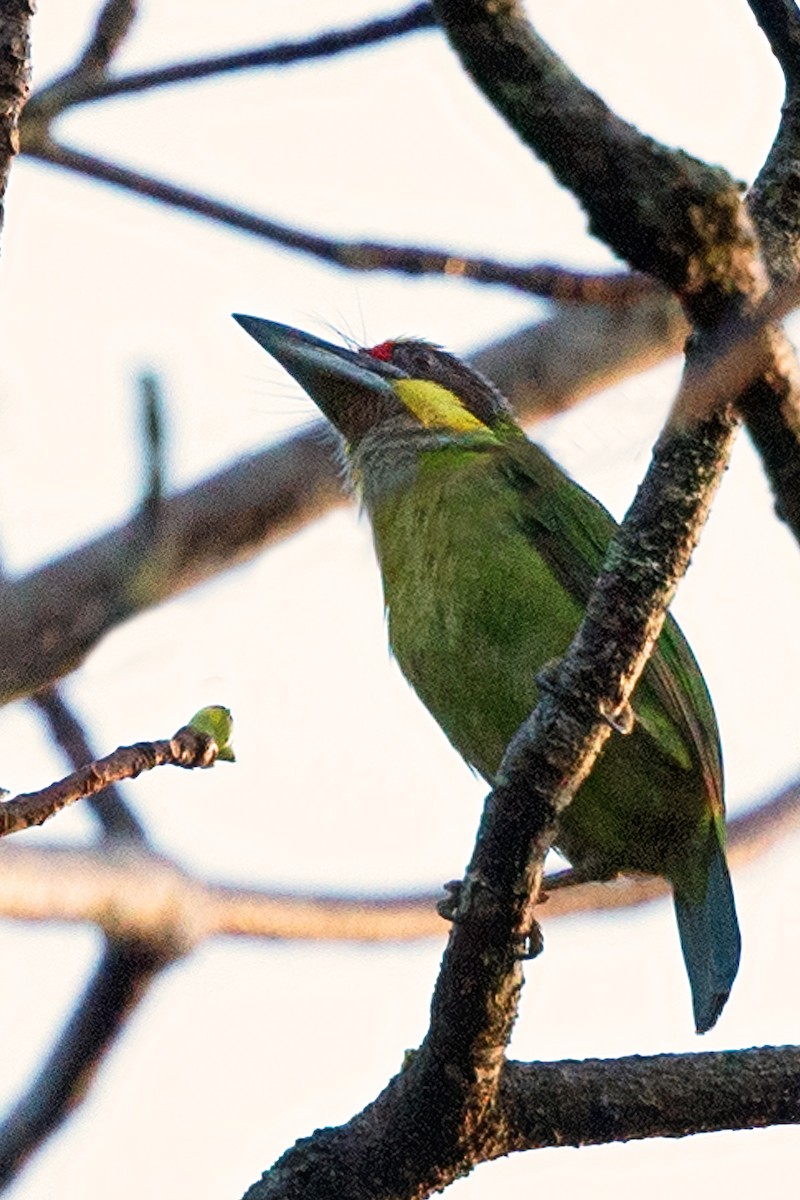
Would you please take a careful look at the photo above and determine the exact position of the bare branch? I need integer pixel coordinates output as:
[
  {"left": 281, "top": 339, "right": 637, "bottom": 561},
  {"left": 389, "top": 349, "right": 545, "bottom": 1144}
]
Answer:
[
  {"left": 431, "top": 0, "right": 767, "bottom": 315},
  {"left": 729, "top": 3, "right": 800, "bottom": 540},
  {"left": 2, "top": 654, "right": 163, "bottom": 1191},
  {"left": 497, "top": 1049, "right": 800, "bottom": 1152},
  {"left": 0, "top": 773, "right": 796, "bottom": 939},
  {"left": 0, "top": 0, "right": 34, "bottom": 237},
  {"left": 73, "top": 0, "right": 137, "bottom": 77},
  {"left": 30, "top": 686, "right": 147, "bottom": 840},
  {"left": 748, "top": 0, "right": 800, "bottom": 90},
  {"left": 472, "top": 294, "right": 687, "bottom": 418},
  {"left": 0, "top": 937, "right": 174, "bottom": 1189},
  {"left": 0, "top": 721, "right": 226, "bottom": 837},
  {"left": 40, "top": 4, "right": 436, "bottom": 110},
  {"left": 20, "top": 135, "right": 651, "bottom": 304}
]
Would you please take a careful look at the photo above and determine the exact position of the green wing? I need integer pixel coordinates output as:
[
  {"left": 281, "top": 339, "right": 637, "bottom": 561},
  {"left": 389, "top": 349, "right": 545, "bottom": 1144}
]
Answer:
[{"left": 502, "top": 440, "right": 723, "bottom": 809}]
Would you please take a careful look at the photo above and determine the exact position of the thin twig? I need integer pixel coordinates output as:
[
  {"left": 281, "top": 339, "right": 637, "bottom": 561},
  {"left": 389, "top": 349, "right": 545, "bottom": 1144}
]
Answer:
[
  {"left": 21, "top": 137, "right": 652, "bottom": 304},
  {"left": 36, "top": 4, "right": 436, "bottom": 110},
  {"left": 30, "top": 686, "right": 147, "bottom": 840},
  {"left": 0, "top": 722, "right": 223, "bottom": 837},
  {"left": 73, "top": 0, "right": 137, "bottom": 77}
]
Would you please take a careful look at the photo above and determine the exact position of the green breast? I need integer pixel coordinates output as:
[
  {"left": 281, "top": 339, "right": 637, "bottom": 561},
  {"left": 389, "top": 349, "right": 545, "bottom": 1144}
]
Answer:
[{"left": 368, "top": 442, "right": 716, "bottom": 889}]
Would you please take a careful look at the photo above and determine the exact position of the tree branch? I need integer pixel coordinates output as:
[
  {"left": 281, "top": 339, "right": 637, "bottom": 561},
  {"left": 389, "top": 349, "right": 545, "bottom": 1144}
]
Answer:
[
  {"left": 0, "top": 770, "right": 796, "bottom": 939},
  {"left": 0, "top": 0, "right": 34, "bottom": 237},
  {"left": 30, "top": 686, "right": 147, "bottom": 840},
  {"left": 431, "top": 0, "right": 766, "bottom": 316},
  {"left": 0, "top": 937, "right": 174, "bottom": 1189},
  {"left": 0, "top": 719, "right": 227, "bottom": 837},
  {"left": 28, "top": 4, "right": 435, "bottom": 114},
  {"left": 498, "top": 1048, "right": 800, "bottom": 1152},
  {"left": 738, "top": 0, "right": 800, "bottom": 539},
  {"left": 20, "top": 135, "right": 652, "bottom": 304}
]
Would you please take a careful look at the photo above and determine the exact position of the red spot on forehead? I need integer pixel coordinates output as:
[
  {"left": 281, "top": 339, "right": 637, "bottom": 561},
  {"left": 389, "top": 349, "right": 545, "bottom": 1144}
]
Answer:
[{"left": 366, "top": 340, "right": 395, "bottom": 362}]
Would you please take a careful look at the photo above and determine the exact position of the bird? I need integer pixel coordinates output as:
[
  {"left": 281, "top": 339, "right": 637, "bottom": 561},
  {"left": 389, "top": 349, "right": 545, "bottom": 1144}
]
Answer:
[{"left": 234, "top": 313, "right": 741, "bottom": 1033}]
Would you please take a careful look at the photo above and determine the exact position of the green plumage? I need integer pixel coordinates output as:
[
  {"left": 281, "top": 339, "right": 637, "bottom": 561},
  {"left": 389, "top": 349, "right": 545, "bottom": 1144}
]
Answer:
[{"left": 235, "top": 315, "right": 741, "bottom": 1033}]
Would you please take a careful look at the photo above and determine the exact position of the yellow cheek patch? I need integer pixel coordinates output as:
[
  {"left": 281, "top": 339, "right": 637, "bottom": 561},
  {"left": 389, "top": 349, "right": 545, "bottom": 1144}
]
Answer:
[{"left": 394, "top": 378, "right": 490, "bottom": 435}]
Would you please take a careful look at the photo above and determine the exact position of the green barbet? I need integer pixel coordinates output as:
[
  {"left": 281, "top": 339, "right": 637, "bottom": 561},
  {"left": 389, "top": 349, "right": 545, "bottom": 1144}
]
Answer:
[{"left": 234, "top": 314, "right": 740, "bottom": 1033}]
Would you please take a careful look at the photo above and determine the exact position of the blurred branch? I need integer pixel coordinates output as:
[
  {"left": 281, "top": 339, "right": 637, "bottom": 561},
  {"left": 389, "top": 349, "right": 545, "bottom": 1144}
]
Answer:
[
  {"left": 472, "top": 294, "right": 687, "bottom": 417},
  {"left": 73, "top": 0, "right": 137, "bottom": 77},
  {"left": 30, "top": 3, "right": 436, "bottom": 111},
  {"left": 7, "top": 277, "right": 800, "bottom": 709},
  {"left": 0, "top": 773, "right": 797, "bottom": 939},
  {"left": 431, "top": 0, "right": 763, "bottom": 316},
  {"left": 30, "top": 686, "right": 147, "bottom": 839},
  {"left": 0, "top": 937, "right": 175, "bottom": 1190},
  {"left": 0, "top": 718, "right": 226, "bottom": 837},
  {"left": 0, "top": 0, "right": 34, "bottom": 237},
  {"left": 3, "top": 669, "right": 162, "bottom": 1190},
  {"left": 135, "top": 369, "right": 167, "bottom": 564}
]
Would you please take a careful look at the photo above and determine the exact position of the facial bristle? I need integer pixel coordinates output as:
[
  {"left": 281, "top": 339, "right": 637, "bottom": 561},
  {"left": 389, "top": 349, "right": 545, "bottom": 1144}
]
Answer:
[{"left": 366, "top": 341, "right": 395, "bottom": 362}]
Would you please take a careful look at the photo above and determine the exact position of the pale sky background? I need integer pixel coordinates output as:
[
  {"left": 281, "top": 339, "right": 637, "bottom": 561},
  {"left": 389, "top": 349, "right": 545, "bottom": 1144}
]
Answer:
[{"left": 1, "top": 2, "right": 800, "bottom": 1197}]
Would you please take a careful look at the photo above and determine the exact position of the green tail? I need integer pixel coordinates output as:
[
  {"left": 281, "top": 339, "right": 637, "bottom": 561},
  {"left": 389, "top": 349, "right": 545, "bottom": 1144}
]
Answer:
[{"left": 673, "top": 829, "right": 741, "bottom": 1034}]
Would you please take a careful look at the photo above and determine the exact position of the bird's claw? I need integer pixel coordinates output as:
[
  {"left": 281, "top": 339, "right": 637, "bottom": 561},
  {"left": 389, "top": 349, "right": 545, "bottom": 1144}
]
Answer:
[{"left": 437, "top": 879, "right": 464, "bottom": 922}]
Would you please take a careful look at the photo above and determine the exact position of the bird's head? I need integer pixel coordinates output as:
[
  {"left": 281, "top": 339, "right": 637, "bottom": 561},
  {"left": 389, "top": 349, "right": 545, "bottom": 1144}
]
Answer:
[{"left": 233, "top": 315, "right": 519, "bottom": 450}]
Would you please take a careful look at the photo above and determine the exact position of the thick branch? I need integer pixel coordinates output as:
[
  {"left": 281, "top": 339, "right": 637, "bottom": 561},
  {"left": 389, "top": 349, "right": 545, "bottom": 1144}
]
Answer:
[
  {"left": 498, "top": 1048, "right": 800, "bottom": 1151},
  {"left": 0, "top": 0, "right": 33, "bottom": 236},
  {"left": 0, "top": 299, "right": 686, "bottom": 706},
  {"left": 431, "top": 0, "right": 765, "bottom": 316},
  {"left": 735, "top": 2, "right": 800, "bottom": 540}
]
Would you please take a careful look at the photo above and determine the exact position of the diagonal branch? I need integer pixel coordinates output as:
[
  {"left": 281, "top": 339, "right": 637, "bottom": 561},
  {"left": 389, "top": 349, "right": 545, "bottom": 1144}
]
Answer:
[
  {"left": 0, "top": 719, "right": 227, "bottom": 837},
  {"left": 21, "top": 137, "right": 651, "bottom": 304},
  {"left": 30, "top": 686, "right": 147, "bottom": 840},
  {"left": 37, "top": 4, "right": 436, "bottom": 110},
  {"left": 740, "top": 0, "right": 800, "bottom": 538},
  {"left": 431, "top": 0, "right": 765, "bottom": 316},
  {"left": 0, "top": 937, "right": 175, "bottom": 1190}
]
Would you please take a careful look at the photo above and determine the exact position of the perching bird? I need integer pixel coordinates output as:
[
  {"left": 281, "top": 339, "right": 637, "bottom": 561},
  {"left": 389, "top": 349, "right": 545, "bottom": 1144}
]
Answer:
[{"left": 234, "top": 314, "right": 741, "bottom": 1033}]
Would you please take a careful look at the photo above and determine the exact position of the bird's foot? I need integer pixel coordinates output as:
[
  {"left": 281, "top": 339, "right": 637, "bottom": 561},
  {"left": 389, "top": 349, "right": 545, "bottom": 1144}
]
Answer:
[
  {"left": 598, "top": 696, "right": 634, "bottom": 735},
  {"left": 437, "top": 879, "right": 464, "bottom": 922},
  {"left": 516, "top": 920, "right": 544, "bottom": 959},
  {"left": 534, "top": 659, "right": 561, "bottom": 695}
]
